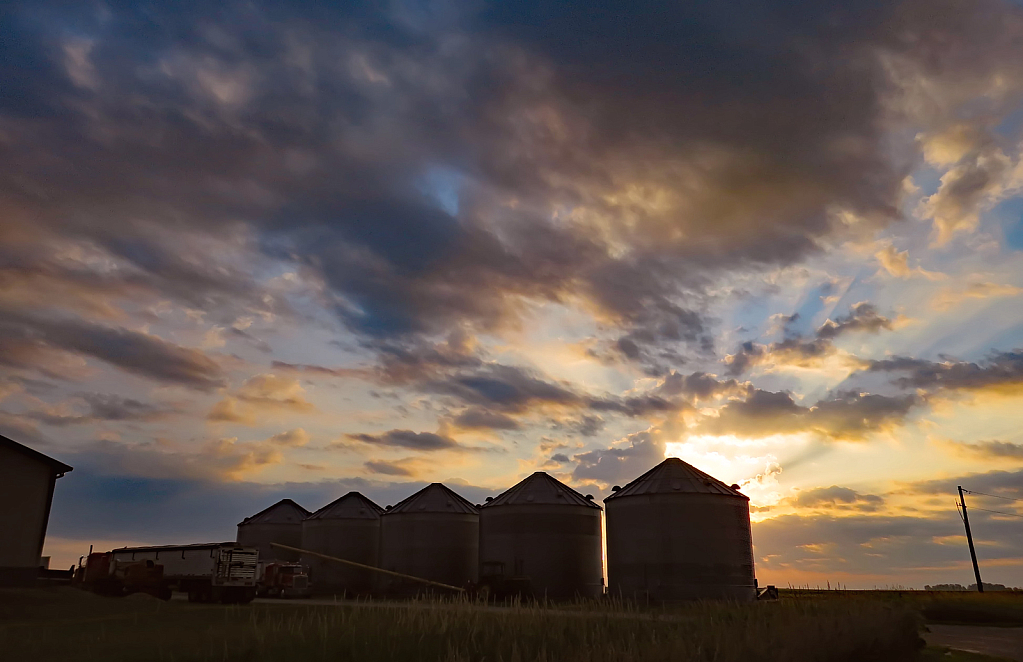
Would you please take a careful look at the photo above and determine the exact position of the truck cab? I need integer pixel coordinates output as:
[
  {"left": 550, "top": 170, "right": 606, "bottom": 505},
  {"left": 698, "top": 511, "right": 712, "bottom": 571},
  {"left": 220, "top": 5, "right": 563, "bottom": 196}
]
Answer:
[{"left": 257, "top": 562, "right": 311, "bottom": 598}]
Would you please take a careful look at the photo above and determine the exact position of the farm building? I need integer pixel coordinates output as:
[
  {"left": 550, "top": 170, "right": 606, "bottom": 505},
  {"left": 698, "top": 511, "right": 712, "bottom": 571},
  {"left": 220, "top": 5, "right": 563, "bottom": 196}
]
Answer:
[
  {"left": 479, "top": 472, "right": 603, "bottom": 600},
  {"left": 378, "top": 483, "right": 479, "bottom": 594},
  {"left": 0, "top": 435, "right": 72, "bottom": 586},
  {"left": 301, "top": 491, "right": 384, "bottom": 594},
  {"left": 604, "top": 457, "right": 756, "bottom": 602},
  {"left": 237, "top": 499, "right": 309, "bottom": 562}
]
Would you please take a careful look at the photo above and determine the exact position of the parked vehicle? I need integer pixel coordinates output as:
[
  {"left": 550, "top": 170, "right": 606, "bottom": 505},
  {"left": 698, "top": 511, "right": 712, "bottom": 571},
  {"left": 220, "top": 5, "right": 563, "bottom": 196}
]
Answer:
[
  {"left": 110, "top": 542, "right": 259, "bottom": 603},
  {"left": 73, "top": 552, "right": 171, "bottom": 599},
  {"left": 256, "top": 561, "right": 311, "bottom": 598}
]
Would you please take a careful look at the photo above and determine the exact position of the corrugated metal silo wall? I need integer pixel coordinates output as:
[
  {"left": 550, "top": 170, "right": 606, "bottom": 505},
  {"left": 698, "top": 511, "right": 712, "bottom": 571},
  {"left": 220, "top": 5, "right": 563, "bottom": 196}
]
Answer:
[
  {"left": 300, "top": 518, "right": 380, "bottom": 594},
  {"left": 606, "top": 493, "right": 756, "bottom": 601},
  {"left": 236, "top": 523, "right": 303, "bottom": 562},
  {"left": 378, "top": 512, "right": 478, "bottom": 594},
  {"left": 479, "top": 504, "right": 603, "bottom": 600}
]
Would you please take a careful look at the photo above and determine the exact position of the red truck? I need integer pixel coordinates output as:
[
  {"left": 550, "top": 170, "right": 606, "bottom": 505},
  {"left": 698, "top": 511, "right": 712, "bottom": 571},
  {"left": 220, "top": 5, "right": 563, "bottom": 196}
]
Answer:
[{"left": 257, "top": 561, "right": 311, "bottom": 598}]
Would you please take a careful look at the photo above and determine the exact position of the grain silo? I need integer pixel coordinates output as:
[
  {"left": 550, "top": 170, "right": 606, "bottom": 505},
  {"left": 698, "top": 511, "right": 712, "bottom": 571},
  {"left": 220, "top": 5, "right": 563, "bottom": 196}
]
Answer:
[
  {"left": 301, "top": 492, "right": 384, "bottom": 595},
  {"left": 479, "top": 472, "right": 603, "bottom": 600},
  {"left": 604, "top": 457, "right": 756, "bottom": 602},
  {"left": 378, "top": 483, "right": 479, "bottom": 594},
  {"left": 237, "top": 499, "right": 309, "bottom": 562}
]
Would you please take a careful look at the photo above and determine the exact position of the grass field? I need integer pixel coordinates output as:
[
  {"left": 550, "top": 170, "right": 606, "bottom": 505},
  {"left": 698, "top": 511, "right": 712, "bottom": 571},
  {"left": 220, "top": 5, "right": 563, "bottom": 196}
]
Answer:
[{"left": 0, "top": 587, "right": 932, "bottom": 662}]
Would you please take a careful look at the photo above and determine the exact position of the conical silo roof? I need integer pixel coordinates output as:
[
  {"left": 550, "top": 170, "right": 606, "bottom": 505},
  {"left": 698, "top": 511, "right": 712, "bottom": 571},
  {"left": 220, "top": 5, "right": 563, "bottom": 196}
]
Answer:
[
  {"left": 386, "top": 483, "right": 478, "bottom": 514},
  {"left": 484, "top": 471, "right": 601, "bottom": 509},
  {"left": 238, "top": 498, "right": 310, "bottom": 526},
  {"left": 604, "top": 457, "right": 746, "bottom": 501},
  {"left": 306, "top": 492, "right": 385, "bottom": 520}
]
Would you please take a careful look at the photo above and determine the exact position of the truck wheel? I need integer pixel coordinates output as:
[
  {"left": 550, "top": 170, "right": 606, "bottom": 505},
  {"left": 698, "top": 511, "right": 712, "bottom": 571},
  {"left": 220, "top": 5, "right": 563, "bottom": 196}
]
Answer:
[{"left": 188, "top": 589, "right": 201, "bottom": 603}]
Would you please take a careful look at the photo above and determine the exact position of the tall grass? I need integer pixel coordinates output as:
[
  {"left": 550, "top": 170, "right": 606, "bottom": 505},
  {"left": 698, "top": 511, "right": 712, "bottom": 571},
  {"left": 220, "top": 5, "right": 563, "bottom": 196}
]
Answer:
[{"left": 0, "top": 589, "right": 923, "bottom": 662}]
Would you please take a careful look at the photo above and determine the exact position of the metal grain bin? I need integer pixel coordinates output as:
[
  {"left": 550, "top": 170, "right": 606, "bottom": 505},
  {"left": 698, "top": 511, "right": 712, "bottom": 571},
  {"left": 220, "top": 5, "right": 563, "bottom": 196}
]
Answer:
[
  {"left": 479, "top": 472, "right": 603, "bottom": 600},
  {"left": 237, "top": 499, "right": 309, "bottom": 562},
  {"left": 301, "top": 492, "right": 384, "bottom": 595},
  {"left": 604, "top": 457, "right": 756, "bottom": 602},
  {"left": 378, "top": 483, "right": 479, "bottom": 594}
]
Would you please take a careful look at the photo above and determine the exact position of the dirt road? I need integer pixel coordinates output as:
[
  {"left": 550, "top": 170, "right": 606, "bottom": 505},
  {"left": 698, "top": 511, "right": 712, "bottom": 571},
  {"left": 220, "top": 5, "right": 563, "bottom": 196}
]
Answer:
[{"left": 923, "top": 625, "right": 1023, "bottom": 661}]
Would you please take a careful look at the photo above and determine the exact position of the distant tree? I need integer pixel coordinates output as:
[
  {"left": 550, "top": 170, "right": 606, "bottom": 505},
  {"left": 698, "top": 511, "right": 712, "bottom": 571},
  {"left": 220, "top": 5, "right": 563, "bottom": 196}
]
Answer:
[{"left": 968, "top": 583, "right": 1011, "bottom": 591}]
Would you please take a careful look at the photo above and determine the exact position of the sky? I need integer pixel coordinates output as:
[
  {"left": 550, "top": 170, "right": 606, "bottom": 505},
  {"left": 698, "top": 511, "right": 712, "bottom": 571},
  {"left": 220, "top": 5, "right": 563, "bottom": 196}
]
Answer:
[{"left": 2, "top": 0, "right": 1023, "bottom": 589}]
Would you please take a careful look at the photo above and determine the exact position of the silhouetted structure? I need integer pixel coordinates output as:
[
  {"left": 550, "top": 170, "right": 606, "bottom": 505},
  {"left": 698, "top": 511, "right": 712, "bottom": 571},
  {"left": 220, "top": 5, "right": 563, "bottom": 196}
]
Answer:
[
  {"left": 237, "top": 499, "right": 309, "bottom": 563},
  {"left": 605, "top": 457, "right": 756, "bottom": 602},
  {"left": 480, "top": 472, "right": 603, "bottom": 600},
  {"left": 301, "top": 491, "right": 384, "bottom": 594},
  {"left": 0, "top": 435, "right": 72, "bottom": 586},
  {"left": 378, "top": 483, "right": 479, "bottom": 594}
]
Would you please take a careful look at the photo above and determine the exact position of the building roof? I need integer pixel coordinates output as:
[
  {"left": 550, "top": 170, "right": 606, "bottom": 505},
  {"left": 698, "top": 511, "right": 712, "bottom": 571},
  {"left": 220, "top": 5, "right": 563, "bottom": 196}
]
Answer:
[
  {"left": 306, "top": 491, "right": 385, "bottom": 520},
  {"left": 483, "top": 471, "right": 601, "bottom": 510},
  {"left": 385, "top": 483, "right": 478, "bottom": 515},
  {"left": 603, "top": 457, "right": 747, "bottom": 501},
  {"left": 0, "top": 434, "right": 73, "bottom": 476},
  {"left": 238, "top": 498, "right": 310, "bottom": 526}
]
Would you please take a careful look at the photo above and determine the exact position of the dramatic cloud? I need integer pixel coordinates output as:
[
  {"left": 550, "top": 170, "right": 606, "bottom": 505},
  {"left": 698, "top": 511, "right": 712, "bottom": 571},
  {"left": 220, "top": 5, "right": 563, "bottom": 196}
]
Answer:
[
  {"left": 867, "top": 350, "right": 1023, "bottom": 394},
  {"left": 0, "top": 311, "right": 225, "bottom": 390},
  {"left": 725, "top": 303, "right": 892, "bottom": 375},
  {"left": 4, "top": 0, "right": 1023, "bottom": 586},
  {"left": 701, "top": 389, "right": 920, "bottom": 441}
]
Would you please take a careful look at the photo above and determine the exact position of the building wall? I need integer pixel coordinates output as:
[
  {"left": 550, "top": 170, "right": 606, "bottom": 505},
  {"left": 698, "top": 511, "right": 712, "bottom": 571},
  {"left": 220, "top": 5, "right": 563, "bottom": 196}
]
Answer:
[
  {"left": 0, "top": 445, "right": 55, "bottom": 579},
  {"left": 605, "top": 493, "right": 756, "bottom": 602},
  {"left": 379, "top": 513, "right": 478, "bottom": 594},
  {"left": 479, "top": 504, "right": 603, "bottom": 600},
  {"left": 237, "top": 523, "right": 304, "bottom": 562}
]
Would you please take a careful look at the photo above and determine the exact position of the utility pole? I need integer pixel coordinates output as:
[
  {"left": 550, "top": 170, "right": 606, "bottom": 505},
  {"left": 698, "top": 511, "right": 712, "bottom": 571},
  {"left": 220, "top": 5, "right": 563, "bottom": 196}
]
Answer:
[{"left": 958, "top": 486, "right": 984, "bottom": 593}]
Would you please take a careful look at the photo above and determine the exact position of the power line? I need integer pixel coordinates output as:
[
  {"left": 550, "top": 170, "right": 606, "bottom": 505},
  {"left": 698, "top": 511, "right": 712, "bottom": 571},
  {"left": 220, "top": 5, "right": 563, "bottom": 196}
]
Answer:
[
  {"left": 970, "top": 506, "right": 1023, "bottom": 519},
  {"left": 963, "top": 490, "right": 1021, "bottom": 503}
]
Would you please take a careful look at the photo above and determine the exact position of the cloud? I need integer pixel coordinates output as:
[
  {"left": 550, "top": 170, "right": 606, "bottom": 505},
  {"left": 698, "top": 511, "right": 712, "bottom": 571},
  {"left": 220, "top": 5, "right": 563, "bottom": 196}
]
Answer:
[
  {"left": 917, "top": 140, "right": 1023, "bottom": 245},
  {"left": 950, "top": 440, "right": 1023, "bottom": 460},
  {"left": 875, "top": 243, "right": 944, "bottom": 280},
  {"left": 815, "top": 303, "right": 894, "bottom": 339},
  {"left": 267, "top": 428, "right": 310, "bottom": 448},
  {"left": 725, "top": 303, "right": 892, "bottom": 375},
  {"left": 931, "top": 281, "right": 1023, "bottom": 311},
  {"left": 25, "top": 393, "right": 177, "bottom": 426},
  {"left": 901, "top": 468, "right": 1023, "bottom": 501},
  {"left": 572, "top": 429, "right": 669, "bottom": 487},
  {"left": 428, "top": 364, "right": 580, "bottom": 412},
  {"left": 208, "top": 373, "right": 315, "bottom": 425},
  {"left": 0, "top": 311, "right": 225, "bottom": 390},
  {"left": 346, "top": 429, "right": 460, "bottom": 452},
  {"left": 364, "top": 458, "right": 419, "bottom": 477},
  {"left": 450, "top": 407, "right": 522, "bottom": 431},
  {"left": 1, "top": 0, "right": 1020, "bottom": 377},
  {"left": 787, "top": 486, "right": 886, "bottom": 512},
  {"left": 701, "top": 389, "right": 919, "bottom": 441},
  {"left": 867, "top": 350, "right": 1023, "bottom": 395}
]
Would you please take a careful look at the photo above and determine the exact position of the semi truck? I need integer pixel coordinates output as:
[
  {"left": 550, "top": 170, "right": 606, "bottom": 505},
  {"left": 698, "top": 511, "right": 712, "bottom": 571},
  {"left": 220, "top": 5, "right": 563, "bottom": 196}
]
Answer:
[
  {"left": 110, "top": 542, "right": 259, "bottom": 603},
  {"left": 256, "top": 561, "right": 311, "bottom": 598}
]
